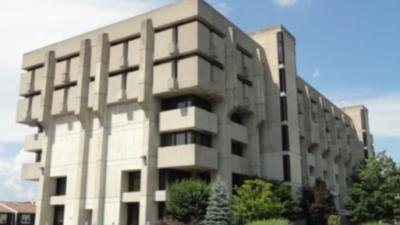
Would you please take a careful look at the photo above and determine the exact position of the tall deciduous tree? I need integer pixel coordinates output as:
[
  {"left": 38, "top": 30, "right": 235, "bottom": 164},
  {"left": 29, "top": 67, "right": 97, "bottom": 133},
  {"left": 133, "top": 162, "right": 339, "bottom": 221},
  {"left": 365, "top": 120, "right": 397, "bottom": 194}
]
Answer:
[{"left": 345, "top": 152, "right": 400, "bottom": 224}]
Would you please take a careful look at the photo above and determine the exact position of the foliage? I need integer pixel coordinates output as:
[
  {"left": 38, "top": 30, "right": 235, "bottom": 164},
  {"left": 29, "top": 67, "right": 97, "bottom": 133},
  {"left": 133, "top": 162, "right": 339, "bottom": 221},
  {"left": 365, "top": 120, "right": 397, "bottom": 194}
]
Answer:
[
  {"left": 202, "top": 181, "right": 232, "bottom": 225},
  {"left": 345, "top": 152, "right": 400, "bottom": 224},
  {"left": 301, "top": 179, "right": 336, "bottom": 225},
  {"left": 270, "top": 180, "right": 301, "bottom": 221},
  {"left": 166, "top": 179, "right": 211, "bottom": 223},
  {"left": 327, "top": 215, "right": 341, "bottom": 225},
  {"left": 155, "top": 217, "right": 195, "bottom": 225},
  {"left": 246, "top": 218, "right": 292, "bottom": 225},
  {"left": 232, "top": 179, "right": 290, "bottom": 223}
]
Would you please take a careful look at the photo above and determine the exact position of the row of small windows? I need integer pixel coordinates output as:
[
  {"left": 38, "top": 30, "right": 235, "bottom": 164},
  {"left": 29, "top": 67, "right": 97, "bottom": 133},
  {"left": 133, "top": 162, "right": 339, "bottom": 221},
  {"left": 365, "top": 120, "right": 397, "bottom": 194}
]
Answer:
[
  {"left": 161, "top": 95, "right": 212, "bottom": 112},
  {"left": 160, "top": 131, "right": 212, "bottom": 148}
]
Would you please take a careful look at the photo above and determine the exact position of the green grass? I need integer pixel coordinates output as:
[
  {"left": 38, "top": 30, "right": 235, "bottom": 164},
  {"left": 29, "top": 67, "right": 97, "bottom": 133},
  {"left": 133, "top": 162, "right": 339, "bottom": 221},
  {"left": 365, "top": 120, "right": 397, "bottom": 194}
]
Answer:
[{"left": 247, "top": 218, "right": 291, "bottom": 225}]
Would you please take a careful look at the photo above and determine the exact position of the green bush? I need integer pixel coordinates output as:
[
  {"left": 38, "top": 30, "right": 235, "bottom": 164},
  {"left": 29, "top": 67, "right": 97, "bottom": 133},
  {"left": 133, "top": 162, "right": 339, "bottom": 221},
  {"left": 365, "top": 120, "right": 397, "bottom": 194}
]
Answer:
[
  {"left": 246, "top": 218, "right": 291, "bottom": 225},
  {"left": 360, "top": 222, "right": 380, "bottom": 225},
  {"left": 166, "top": 179, "right": 210, "bottom": 223},
  {"left": 202, "top": 181, "right": 232, "bottom": 225},
  {"left": 327, "top": 215, "right": 341, "bottom": 225},
  {"left": 155, "top": 217, "right": 198, "bottom": 225}
]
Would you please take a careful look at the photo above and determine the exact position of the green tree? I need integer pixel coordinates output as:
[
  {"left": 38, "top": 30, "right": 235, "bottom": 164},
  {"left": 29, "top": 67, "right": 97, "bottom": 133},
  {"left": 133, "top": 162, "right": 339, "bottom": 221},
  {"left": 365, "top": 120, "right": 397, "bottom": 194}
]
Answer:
[
  {"left": 270, "top": 180, "right": 301, "bottom": 221},
  {"left": 345, "top": 152, "right": 400, "bottom": 224},
  {"left": 166, "top": 179, "right": 211, "bottom": 223},
  {"left": 202, "top": 181, "right": 232, "bottom": 225},
  {"left": 301, "top": 179, "right": 336, "bottom": 225},
  {"left": 232, "top": 179, "right": 284, "bottom": 223}
]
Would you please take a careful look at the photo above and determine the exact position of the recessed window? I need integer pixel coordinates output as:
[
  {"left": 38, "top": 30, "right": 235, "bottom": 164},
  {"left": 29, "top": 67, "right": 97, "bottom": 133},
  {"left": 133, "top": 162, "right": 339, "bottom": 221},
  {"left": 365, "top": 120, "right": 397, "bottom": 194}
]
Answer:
[
  {"left": 21, "top": 215, "right": 31, "bottom": 225},
  {"left": 158, "top": 169, "right": 191, "bottom": 190},
  {"left": 311, "top": 100, "right": 318, "bottom": 122},
  {"left": 283, "top": 155, "right": 291, "bottom": 182},
  {"left": 279, "top": 69, "right": 287, "bottom": 92},
  {"left": 161, "top": 131, "right": 212, "bottom": 148},
  {"left": 309, "top": 166, "right": 315, "bottom": 176},
  {"left": 231, "top": 112, "right": 243, "bottom": 125},
  {"left": 55, "top": 177, "right": 67, "bottom": 196},
  {"left": 277, "top": 32, "right": 285, "bottom": 65},
  {"left": 35, "top": 151, "right": 42, "bottom": 162},
  {"left": 231, "top": 141, "right": 245, "bottom": 156},
  {"left": 0, "top": 214, "right": 7, "bottom": 224},
  {"left": 280, "top": 96, "right": 288, "bottom": 122},
  {"left": 127, "top": 171, "right": 141, "bottom": 192},
  {"left": 53, "top": 206, "right": 65, "bottom": 225},
  {"left": 363, "top": 132, "right": 368, "bottom": 147},
  {"left": 127, "top": 203, "right": 139, "bottom": 225},
  {"left": 282, "top": 125, "right": 290, "bottom": 151},
  {"left": 161, "top": 95, "right": 212, "bottom": 112}
]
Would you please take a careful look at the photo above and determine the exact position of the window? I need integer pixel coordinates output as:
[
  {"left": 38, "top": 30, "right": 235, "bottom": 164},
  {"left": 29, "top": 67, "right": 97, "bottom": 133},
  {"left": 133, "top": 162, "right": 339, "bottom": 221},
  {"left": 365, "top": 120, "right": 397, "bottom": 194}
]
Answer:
[
  {"left": 361, "top": 109, "right": 367, "bottom": 130},
  {"left": 281, "top": 125, "right": 290, "bottom": 151},
  {"left": 231, "top": 141, "right": 245, "bottom": 156},
  {"left": 283, "top": 155, "right": 291, "bottom": 182},
  {"left": 231, "top": 112, "right": 243, "bottom": 124},
  {"left": 364, "top": 150, "right": 369, "bottom": 159},
  {"left": 280, "top": 96, "right": 288, "bottom": 121},
  {"left": 55, "top": 177, "right": 67, "bottom": 196},
  {"left": 161, "top": 95, "right": 212, "bottom": 112},
  {"left": 158, "top": 203, "right": 167, "bottom": 219},
  {"left": 53, "top": 206, "right": 64, "bottom": 225},
  {"left": 35, "top": 151, "right": 42, "bottom": 162},
  {"left": 277, "top": 32, "right": 285, "bottom": 64},
  {"left": 363, "top": 132, "right": 368, "bottom": 147},
  {"left": 21, "top": 214, "right": 31, "bottom": 225},
  {"left": 279, "top": 69, "right": 287, "bottom": 92},
  {"left": 335, "top": 174, "right": 339, "bottom": 183},
  {"left": 159, "top": 169, "right": 191, "bottom": 190},
  {"left": 128, "top": 171, "right": 141, "bottom": 192},
  {"left": 0, "top": 214, "right": 7, "bottom": 224},
  {"left": 161, "top": 131, "right": 212, "bottom": 148},
  {"left": 127, "top": 203, "right": 139, "bottom": 225},
  {"left": 323, "top": 170, "right": 328, "bottom": 180}
]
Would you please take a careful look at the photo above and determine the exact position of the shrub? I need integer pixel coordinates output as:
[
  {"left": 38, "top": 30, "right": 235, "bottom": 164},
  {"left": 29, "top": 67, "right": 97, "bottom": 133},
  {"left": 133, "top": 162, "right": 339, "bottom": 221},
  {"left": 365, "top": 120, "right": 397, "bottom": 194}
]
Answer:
[
  {"left": 202, "top": 181, "right": 232, "bottom": 225},
  {"left": 246, "top": 218, "right": 292, "bottom": 225},
  {"left": 360, "top": 222, "right": 381, "bottom": 225},
  {"left": 155, "top": 217, "right": 198, "bottom": 225},
  {"left": 270, "top": 180, "right": 301, "bottom": 221},
  {"left": 232, "top": 179, "right": 284, "bottom": 223},
  {"left": 166, "top": 179, "right": 210, "bottom": 223},
  {"left": 327, "top": 215, "right": 341, "bottom": 225}
]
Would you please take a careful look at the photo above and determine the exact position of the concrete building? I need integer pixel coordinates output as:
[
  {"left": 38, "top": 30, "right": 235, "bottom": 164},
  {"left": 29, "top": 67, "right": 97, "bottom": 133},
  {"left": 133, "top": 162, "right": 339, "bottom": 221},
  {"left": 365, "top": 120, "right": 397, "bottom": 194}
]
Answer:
[
  {"left": 0, "top": 202, "right": 35, "bottom": 225},
  {"left": 16, "top": 0, "right": 373, "bottom": 224}
]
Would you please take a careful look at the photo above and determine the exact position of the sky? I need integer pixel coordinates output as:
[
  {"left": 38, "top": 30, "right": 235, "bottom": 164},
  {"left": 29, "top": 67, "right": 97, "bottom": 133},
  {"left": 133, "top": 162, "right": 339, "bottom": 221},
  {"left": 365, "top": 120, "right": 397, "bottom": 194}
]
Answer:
[{"left": 0, "top": 0, "right": 399, "bottom": 201}]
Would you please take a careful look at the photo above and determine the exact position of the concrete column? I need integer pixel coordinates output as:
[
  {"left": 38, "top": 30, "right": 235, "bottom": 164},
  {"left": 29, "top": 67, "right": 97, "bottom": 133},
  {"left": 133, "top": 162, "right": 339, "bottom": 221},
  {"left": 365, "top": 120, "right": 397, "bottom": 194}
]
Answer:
[
  {"left": 92, "top": 33, "right": 110, "bottom": 225},
  {"left": 71, "top": 39, "right": 92, "bottom": 225},
  {"left": 137, "top": 19, "right": 158, "bottom": 225},
  {"left": 35, "top": 51, "right": 56, "bottom": 225}
]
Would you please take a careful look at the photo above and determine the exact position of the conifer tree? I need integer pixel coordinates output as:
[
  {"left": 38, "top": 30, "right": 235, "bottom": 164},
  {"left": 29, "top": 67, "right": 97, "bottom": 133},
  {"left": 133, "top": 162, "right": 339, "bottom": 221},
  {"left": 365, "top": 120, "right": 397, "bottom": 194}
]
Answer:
[{"left": 202, "top": 181, "right": 232, "bottom": 225}]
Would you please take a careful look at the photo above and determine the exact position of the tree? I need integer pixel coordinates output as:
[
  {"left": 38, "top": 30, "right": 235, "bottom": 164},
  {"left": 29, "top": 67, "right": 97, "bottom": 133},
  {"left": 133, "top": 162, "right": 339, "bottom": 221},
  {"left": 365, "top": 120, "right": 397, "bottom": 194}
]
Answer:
[
  {"left": 166, "top": 179, "right": 211, "bottom": 223},
  {"left": 232, "top": 179, "right": 284, "bottom": 223},
  {"left": 270, "top": 180, "right": 301, "bottom": 221},
  {"left": 345, "top": 152, "right": 400, "bottom": 224},
  {"left": 202, "top": 181, "right": 232, "bottom": 225},
  {"left": 302, "top": 179, "right": 336, "bottom": 225}
]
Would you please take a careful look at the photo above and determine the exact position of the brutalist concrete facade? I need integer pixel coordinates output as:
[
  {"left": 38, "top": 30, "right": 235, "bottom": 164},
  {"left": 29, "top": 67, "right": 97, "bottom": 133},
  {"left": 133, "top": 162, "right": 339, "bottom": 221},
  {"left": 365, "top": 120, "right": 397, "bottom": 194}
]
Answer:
[{"left": 17, "top": 0, "right": 374, "bottom": 224}]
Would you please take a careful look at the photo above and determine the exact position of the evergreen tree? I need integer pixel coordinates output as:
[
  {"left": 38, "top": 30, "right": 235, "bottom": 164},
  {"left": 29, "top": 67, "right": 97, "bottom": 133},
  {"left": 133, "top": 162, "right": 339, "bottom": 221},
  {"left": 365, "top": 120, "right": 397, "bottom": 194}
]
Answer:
[{"left": 202, "top": 181, "right": 232, "bottom": 225}]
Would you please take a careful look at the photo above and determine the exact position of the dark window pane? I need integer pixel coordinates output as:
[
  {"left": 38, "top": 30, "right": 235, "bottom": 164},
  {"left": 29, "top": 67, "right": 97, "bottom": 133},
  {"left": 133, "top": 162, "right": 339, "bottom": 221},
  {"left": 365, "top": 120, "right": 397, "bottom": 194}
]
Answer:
[
  {"left": 282, "top": 125, "right": 290, "bottom": 151},
  {"left": 127, "top": 203, "right": 139, "bottom": 225},
  {"left": 55, "top": 177, "right": 66, "bottom": 196},
  {"left": 53, "top": 206, "right": 64, "bottom": 225},
  {"left": 280, "top": 97, "right": 288, "bottom": 121},
  {"left": 161, "top": 95, "right": 212, "bottom": 112},
  {"left": 128, "top": 171, "right": 141, "bottom": 192},
  {"left": 283, "top": 155, "right": 291, "bottom": 182},
  {"left": 279, "top": 69, "right": 286, "bottom": 92},
  {"left": 231, "top": 141, "right": 244, "bottom": 156},
  {"left": 231, "top": 113, "right": 243, "bottom": 124},
  {"left": 363, "top": 132, "right": 368, "bottom": 147},
  {"left": 277, "top": 32, "right": 285, "bottom": 64}
]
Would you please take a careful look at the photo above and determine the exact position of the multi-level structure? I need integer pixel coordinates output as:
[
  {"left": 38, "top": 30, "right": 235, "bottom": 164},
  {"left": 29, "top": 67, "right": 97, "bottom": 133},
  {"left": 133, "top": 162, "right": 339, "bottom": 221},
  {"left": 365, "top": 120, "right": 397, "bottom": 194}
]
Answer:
[{"left": 16, "top": 0, "right": 374, "bottom": 225}]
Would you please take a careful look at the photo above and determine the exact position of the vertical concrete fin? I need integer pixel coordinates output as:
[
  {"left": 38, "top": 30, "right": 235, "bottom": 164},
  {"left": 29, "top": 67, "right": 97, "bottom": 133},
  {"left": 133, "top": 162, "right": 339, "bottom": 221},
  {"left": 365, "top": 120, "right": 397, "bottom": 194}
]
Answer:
[
  {"left": 138, "top": 19, "right": 155, "bottom": 104},
  {"left": 76, "top": 39, "right": 92, "bottom": 117},
  {"left": 39, "top": 51, "right": 56, "bottom": 127},
  {"left": 93, "top": 33, "right": 110, "bottom": 120}
]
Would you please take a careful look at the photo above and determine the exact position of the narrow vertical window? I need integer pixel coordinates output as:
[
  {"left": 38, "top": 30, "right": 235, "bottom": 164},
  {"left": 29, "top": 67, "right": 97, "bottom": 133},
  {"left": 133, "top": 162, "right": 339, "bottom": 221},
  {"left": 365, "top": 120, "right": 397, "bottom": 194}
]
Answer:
[
  {"left": 55, "top": 177, "right": 67, "bottom": 196},
  {"left": 282, "top": 125, "right": 290, "bottom": 151},
  {"left": 361, "top": 109, "right": 367, "bottom": 130},
  {"left": 279, "top": 68, "right": 287, "bottom": 92},
  {"left": 53, "top": 206, "right": 65, "bottom": 225},
  {"left": 277, "top": 32, "right": 285, "bottom": 64},
  {"left": 283, "top": 155, "right": 291, "bottom": 182},
  {"left": 280, "top": 96, "right": 288, "bottom": 121},
  {"left": 363, "top": 132, "right": 368, "bottom": 147},
  {"left": 128, "top": 171, "right": 141, "bottom": 192}
]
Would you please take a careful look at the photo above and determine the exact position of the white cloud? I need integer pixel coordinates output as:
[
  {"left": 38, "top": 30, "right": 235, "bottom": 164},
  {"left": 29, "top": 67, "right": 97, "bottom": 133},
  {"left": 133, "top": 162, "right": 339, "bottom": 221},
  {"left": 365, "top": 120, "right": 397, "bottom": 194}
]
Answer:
[
  {"left": 311, "top": 68, "right": 320, "bottom": 79},
  {"left": 273, "top": 0, "right": 299, "bottom": 7},
  {"left": 0, "top": 146, "right": 36, "bottom": 201},
  {"left": 332, "top": 90, "right": 400, "bottom": 139}
]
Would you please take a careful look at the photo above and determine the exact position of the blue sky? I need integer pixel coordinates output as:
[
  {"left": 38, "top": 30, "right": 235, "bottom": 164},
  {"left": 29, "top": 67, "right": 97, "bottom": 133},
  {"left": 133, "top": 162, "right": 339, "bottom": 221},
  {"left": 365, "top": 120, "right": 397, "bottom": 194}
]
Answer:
[{"left": 0, "top": 0, "right": 399, "bottom": 201}]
